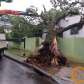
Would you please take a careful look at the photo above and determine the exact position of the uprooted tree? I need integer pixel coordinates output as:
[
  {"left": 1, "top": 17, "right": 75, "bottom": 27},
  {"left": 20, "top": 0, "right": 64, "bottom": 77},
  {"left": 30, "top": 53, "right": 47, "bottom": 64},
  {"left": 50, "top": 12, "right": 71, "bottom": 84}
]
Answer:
[{"left": 25, "top": 0, "right": 84, "bottom": 66}]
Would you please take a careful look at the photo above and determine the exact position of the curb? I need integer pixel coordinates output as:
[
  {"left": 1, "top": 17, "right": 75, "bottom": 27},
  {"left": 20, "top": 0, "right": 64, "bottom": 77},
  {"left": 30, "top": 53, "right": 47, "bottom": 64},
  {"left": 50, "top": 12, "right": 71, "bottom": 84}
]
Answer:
[
  {"left": 4, "top": 53, "right": 73, "bottom": 84},
  {"left": 4, "top": 54, "right": 59, "bottom": 84}
]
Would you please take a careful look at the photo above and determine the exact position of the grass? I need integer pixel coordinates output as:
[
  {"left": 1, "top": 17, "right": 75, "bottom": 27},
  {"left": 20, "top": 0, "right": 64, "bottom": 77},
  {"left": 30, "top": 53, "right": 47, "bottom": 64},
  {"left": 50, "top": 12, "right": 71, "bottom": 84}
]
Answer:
[{"left": 7, "top": 47, "right": 32, "bottom": 58}]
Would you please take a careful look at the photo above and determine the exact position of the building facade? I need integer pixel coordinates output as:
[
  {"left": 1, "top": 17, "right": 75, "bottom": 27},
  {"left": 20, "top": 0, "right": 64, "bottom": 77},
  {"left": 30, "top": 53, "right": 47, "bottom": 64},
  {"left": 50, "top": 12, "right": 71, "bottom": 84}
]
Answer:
[{"left": 58, "top": 15, "right": 84, "bottom": 64}]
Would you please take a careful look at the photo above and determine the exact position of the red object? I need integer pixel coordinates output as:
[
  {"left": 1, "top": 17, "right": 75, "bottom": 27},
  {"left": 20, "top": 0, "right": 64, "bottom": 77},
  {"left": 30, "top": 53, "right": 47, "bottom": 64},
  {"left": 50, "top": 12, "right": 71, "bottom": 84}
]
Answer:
[{"left": 0, "top": 10, "right": 20, "bottom": 15}]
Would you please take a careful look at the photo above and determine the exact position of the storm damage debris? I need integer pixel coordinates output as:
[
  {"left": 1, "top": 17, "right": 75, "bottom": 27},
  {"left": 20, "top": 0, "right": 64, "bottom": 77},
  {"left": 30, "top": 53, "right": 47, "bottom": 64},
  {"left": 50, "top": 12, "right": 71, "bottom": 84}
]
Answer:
[{"left": 25, "top": 37, "right": 67, "bottom": 66}]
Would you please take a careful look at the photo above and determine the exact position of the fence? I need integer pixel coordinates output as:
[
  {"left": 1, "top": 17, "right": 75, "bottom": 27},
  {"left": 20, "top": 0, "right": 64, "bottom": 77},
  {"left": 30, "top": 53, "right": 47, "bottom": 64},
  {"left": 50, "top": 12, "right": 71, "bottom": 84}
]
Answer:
[{"left": 8, "top": 37, "right": 42, "bottom": 51}]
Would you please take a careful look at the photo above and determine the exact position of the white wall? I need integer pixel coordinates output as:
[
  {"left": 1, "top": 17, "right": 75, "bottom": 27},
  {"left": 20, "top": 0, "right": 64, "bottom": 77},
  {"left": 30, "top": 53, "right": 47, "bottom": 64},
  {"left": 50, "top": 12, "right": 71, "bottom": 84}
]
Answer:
[{"left": 59, "top": 15, "right": 84, "bottom": 38}]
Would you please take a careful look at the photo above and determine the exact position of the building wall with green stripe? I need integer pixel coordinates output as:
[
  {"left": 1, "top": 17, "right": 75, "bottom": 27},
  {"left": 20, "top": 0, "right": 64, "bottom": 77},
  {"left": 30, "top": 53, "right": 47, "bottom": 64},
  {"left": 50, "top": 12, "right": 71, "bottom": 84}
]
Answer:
[
  {"left": 9, "top": 37, "right": 42, "bottom": 51},
  {"left": 20, "top": 37, "right": 42, "bottom": 51},
  {"left": 58, "top": 37, "right": 84, "bottom": 64}
]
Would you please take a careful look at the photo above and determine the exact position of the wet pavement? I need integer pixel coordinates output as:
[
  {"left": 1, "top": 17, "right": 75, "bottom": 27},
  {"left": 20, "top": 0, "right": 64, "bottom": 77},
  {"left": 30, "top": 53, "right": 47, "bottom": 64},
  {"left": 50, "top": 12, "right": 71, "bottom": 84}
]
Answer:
[{"left": 0, "top": 57, "right": 58, "bottom": 84}]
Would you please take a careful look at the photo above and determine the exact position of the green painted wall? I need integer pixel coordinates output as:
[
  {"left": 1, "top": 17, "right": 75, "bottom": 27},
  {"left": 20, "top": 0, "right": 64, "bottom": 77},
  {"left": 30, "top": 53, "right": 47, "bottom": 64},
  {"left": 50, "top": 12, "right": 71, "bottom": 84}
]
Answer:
[
  {"left": 20, "top": 37, "right": 42, "bottom": 51},
  {"left": 58, "top": 37, "right": 84, "bottom": 64},
  {"left": 10, "top": 36, "right": 84, "bottom": 64},
  {"left": 10, "top": 37, "right": 42, "bottom": 52}
]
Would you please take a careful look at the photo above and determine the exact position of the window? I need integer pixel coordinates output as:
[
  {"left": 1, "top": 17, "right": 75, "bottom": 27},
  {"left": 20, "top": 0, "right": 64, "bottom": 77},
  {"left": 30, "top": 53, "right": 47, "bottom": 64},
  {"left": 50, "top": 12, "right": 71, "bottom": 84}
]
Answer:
[{"left": 70, "top": 27, "right": 79, "bottom": 35}]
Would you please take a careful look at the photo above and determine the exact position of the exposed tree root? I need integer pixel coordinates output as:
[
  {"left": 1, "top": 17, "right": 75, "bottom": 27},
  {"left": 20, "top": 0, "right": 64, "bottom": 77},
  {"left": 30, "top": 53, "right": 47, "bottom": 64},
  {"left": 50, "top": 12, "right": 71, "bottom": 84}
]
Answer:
[{"left": 25, "top": 40, "right": 67, "bottom": 67}]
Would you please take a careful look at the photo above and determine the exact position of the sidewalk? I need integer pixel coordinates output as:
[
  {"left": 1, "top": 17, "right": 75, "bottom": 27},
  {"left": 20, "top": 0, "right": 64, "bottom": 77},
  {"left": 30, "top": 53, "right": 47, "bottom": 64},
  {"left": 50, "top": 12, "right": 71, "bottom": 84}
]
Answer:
[
  {"left": 4, "top": 51, "right": 24, "bottom": 62},
  {"left": 4, "top": 51, "right": 84, "bottom": 84}
]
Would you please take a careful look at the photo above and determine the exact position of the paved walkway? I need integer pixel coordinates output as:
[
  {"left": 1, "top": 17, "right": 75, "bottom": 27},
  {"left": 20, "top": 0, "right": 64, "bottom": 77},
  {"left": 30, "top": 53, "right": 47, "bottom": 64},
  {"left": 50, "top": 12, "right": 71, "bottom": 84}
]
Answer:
[
  {"left": 0, "top": 57, "right": 57, "bottom": 84},
  {"left": 4, "top": 51, "right": 84, "bottom": 84}
]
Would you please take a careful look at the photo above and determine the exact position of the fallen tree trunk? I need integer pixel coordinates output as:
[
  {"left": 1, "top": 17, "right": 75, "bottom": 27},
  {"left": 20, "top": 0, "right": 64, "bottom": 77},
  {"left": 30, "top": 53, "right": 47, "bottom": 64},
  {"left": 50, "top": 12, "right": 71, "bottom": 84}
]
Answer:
[{"left": 25, "top": 37, "right": 67, "bottom": 66}]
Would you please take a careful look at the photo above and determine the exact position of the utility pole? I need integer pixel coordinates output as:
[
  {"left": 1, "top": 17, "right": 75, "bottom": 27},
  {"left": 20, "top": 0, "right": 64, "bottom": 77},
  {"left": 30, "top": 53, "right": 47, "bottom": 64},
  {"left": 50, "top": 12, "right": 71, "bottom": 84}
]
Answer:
[
  {"left": 0, "top": 1, "right": 1, "bottom": 6},
  {"left": 23, "top": 37, "right": 26, "bottom": 57}
]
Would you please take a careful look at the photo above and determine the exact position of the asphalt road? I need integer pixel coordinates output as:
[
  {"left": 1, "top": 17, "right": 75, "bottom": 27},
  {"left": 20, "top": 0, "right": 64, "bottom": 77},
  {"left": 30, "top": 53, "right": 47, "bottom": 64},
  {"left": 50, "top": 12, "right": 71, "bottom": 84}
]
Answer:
[{"left": 0, "top": 57, "right": 58, "bottom": 84}]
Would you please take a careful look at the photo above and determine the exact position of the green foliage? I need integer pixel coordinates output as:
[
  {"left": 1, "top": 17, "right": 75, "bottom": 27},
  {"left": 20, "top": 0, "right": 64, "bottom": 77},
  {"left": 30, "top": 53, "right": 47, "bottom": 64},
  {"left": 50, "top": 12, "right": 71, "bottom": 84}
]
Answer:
[
  {"left": 50, "top": 0, "right": 80, "bottom": 14},
  {"left": 0, "top": 27, "right": 4, "bottom": 33},
  {"left": 10, "top": 16, "right": 27, "bottom": 39},
  {"left": 5, "top": 33, "right": 11, "bottom": 39},
  {"left": 39, "top": 1, "right": 80, "bottom": 41},
  {"left": 6, "top": 0, "right": 12, "bottom": 2},
  {"left": 48, "top": 8, "right": 65, "bottom": 22},
  {"left": 9, "top": 15, "right": 42, "bottom": 40},
  {"left": 0, "top": 0, "right": 12, "bottom": 2}
]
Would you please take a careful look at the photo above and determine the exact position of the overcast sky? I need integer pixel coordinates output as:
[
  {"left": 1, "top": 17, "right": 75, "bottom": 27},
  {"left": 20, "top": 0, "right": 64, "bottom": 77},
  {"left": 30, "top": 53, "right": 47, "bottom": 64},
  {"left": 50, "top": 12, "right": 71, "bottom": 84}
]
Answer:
[{"left": 0, "top": 0, "right": 52, "bottom": 13}]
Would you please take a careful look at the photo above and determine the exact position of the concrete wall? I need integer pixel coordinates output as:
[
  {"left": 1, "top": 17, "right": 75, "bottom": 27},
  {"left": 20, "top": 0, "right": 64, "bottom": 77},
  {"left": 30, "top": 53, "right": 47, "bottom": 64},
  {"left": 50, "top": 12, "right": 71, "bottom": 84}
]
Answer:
[
  {"left": 21, "top": 37, "right": 42, "bottom": 51},
  {"left": 8, "top": 37, "right": 42, "bottom": 51},
  {"left": 58, "top": 15, "right": 84, "bottom": 64},
  {"left": 58, "top": 38, "right": 84, "bottom": 64},
  {"left": 59, "top": 15, "right": 84, "bottom": 38}
]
